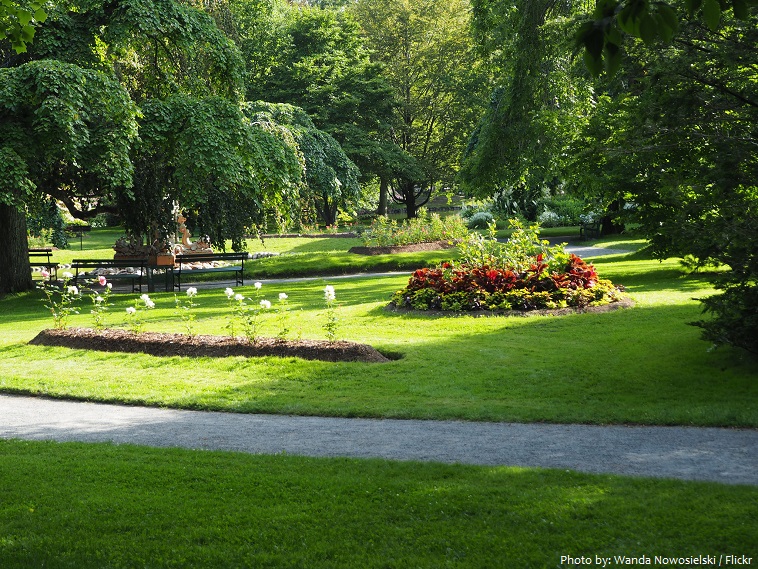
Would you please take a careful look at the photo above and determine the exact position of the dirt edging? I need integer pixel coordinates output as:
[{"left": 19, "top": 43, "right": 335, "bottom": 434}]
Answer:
[
  {"left": 29, "top": 328, "right": 392, "bottom": 363},
  {"left": 385, "top": 296, "right": 635, "bottom": 317}
]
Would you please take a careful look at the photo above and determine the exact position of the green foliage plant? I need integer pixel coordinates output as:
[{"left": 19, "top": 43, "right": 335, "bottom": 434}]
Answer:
[
  {"left": 37, "top": 272, "right": 81, "bottom": 330},
  {"left": 467, "top": 211, "right": 494, "bottom": 229},
  {"left": 0, "top": 0, "right": 46, "bottom": 53},
  {"left": 392, "top": 219, "right": 622, "bottom": 312},
  {"left": 361, "top": 212, "right": 468, "bottom": 247}
]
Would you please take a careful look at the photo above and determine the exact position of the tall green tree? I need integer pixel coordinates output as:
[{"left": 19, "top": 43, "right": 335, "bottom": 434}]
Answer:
[
  {"left": 573, "top": 12, "right": 758, "bottom": 351},
  {"left": 459, "top": 1, "right": 595, "bottom": 210},
  {"left": 351, "top": 0, "right": 488, "bottom": 217},
  {"left": 0, "top": 0, "right": 295, "bottom": 293},
  {"left": 247, "top": 102, "right": 361, "bottom": 226},
  {"left": 230, "top": 0, "right": 406, "bottom": 216}
]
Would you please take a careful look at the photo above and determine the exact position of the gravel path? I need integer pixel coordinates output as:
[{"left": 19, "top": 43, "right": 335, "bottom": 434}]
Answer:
[{"left": 2, "top": 394, "right": 756, "bottom": 486}]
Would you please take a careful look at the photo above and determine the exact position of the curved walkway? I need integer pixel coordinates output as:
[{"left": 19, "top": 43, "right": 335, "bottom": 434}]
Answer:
[{"left": 1, "top": 395, "right": 756, "bottom": 486}]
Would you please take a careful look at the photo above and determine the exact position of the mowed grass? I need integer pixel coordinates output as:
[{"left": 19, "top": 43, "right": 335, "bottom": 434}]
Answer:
[
  {"left": 0, "top": 439, "right": 755, "bottom": 569},
  {"left": 3, "top": 247, "right": 757, "bottom": 426}
]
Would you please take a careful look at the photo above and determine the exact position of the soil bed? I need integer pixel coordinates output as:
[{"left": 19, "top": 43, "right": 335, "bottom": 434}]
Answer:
[
  {"left": 348, "top": 241, "right": 454, "bottom": 256},
  {"left": 30, "top": 328, "right": 391, "bottom": 363},
  {"left": 385, "top": 296, "right": 635, "bottom": 317}
]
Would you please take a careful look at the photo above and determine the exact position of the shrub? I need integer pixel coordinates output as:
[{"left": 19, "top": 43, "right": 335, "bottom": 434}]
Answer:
[
  {"left": 361, "top": 212, "right": 468, "bottom": 247},
  {"left": 539, "top": 196, "right": 586, "bottom": 226},
  {"left": 537, "top": 210, "right": 562, "bottom": 227},
  {"left": 694, "top": 284, "right": 758, "bottom": 355},
  {"left": 467, "top": 211, "right": 495, "bottom": 229},
  {"left": 389, "top": 219, "right": 623, "bottom": 313}
]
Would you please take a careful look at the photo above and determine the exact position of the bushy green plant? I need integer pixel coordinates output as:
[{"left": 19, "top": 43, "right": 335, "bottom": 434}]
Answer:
[
  {"left": 459, "top": 219, "right": 570, "bottom": 274},
  {"left": 539, "top": 195, "right": 586, "bottom": 226},
  {"left": 695, "top": 284, "right": 758, "bottom": 355},
  {"left": 467, "top": 211, "right": 495, "bottom": 229},
  {"left": 360, "top": 212, "right": 468, "bottom": 247},
  {"left": 390, "top": 219, "right": 623, "bottom": 313},
  {"left": 27, "top": 198, "right": 68, "bottom": 249},
  {"left": 537, "top": 210, "right": 562, "bottom": 228},
  {"left": 38, "top": 272, "right": 81, "bottom": 329},
  {"left": 460, "top": 200, "right": 493, "bottom": 219}
]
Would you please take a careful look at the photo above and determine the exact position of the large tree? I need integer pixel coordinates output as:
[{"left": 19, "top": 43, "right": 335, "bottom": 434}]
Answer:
[
  {"left": 229, "top": 0, "right": 408, "bottom": 216},
  {"left": 0, "top": 0, "right": 287, "bottom": 294},
  {"left": 247, "top": 102, "right": 361, "bottom": 227},
  {"left": 573, "top": 12, "right": 758, "bottom": 351},
  {"left": 0, "top": 60, "right": 139, "bottom": 293},
  {"left": 351, "top": 0, "right": 489, "bottom": 217}
]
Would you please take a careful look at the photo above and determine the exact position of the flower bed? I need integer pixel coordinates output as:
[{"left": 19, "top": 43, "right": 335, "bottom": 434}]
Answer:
[{"left": 389, "top": 220, "right": 625, "bottom": 313}]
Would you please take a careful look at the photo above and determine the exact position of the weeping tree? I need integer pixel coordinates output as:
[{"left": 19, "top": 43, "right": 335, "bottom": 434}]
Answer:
[
  {"left": 0, "top": 60, "right": 139, "bottom": 293},
  {"left": 248, "top": 102, "right": 361, "bottom": 227},
  {"left": 0, "top": 0, "right": 248, "bottom": 293},
  {"left": 122, "top": 95, "right": 306, "bottom": 250}
]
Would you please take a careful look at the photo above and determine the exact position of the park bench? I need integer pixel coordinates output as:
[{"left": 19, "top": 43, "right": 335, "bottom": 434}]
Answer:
[
  {"left": 579, "top": 222, "right": 601, "bottom": 240},
  {"left": 66, "top": 225, "right": 91, "bottom": 250},
  {"left": 29, "top": 248, "right": 59, "bottom": 281},
  {"left": 173, "top": 252, "right": 248, "bottom": 291},
  {"left": 71, "top": 258, "right": 147, "bottom": 292}
]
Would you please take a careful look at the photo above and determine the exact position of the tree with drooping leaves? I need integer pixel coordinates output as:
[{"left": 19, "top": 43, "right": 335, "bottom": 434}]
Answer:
[
  {"left": 247, "top": 102, "right": 361, "bottom": 227},
  {"left": 0, "top": 0, "right": 300, "bottom": 294}
]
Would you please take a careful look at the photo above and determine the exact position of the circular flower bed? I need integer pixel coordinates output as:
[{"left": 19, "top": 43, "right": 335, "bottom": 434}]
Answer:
[
  {"left": 390, "top": 254, "right": 624, "bottom": 312},
  {"left": 389, "top": 220, "right": 626, "bottom": 313}
]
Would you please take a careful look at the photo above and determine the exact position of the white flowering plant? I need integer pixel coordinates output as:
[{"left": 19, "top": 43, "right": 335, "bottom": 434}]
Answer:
[
  {"left": 323, "top": 285, "right": 338, "bottom": 342},
  {"left": 175, "top": 287, "right": 199, "bottom": 336},
  {"left": 275, "top": 292, "right": 290, "bottom": 341},
  {"left": 125, "top": 293, "right": 155, "bottom": 333},
  {"left": 38, "top": 271, "right": 81, "bottom": 330},
  {"left": 225, "top": 282, "right": 271, "bottom": 344}
]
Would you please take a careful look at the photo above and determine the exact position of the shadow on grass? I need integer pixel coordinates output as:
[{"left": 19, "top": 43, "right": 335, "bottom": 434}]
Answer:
[
  {"left": 1, "top": 439, "right": 754, "bottom": 568},
  {"left": 5, "top": 299, "right": 755, "bottom": 427}
]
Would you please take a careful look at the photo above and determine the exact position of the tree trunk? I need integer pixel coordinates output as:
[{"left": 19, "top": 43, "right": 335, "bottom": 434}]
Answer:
[
  {"left": 376, "top": 177, "right": 388, "bottom": 216},
  {"left": 0, "top": 203, "right": 33, "bottom": 294},
  {"left": 600, "top": 199, "right": 624, "bottom": 236}
]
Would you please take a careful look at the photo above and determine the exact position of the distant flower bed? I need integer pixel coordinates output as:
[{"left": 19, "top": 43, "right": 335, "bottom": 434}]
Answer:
[
  {"left": 389, "top": 220, "right": 624, "bottom": 312},
  {"left": 360, "top": 211, "right": 469, "bottom": 247}
]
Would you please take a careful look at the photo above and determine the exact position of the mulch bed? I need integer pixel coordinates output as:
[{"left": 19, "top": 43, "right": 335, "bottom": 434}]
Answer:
[
  {"left": 348, "top": 241, "right": 454, "bottom": 256},
  {"left": 385, "top": 296, "right": 635, "bottom": 317},
  {"left": 29, "top": 328, "right": 391, "bottom": 363}
]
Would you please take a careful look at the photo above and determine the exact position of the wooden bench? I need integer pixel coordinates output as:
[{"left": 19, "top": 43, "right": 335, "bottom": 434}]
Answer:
[
  {"left": 71, "top": 258, "right": 147, "bottom": 292},
  {"left": 579, "top": 222, "right": 601, "bottom": 240},
  {"left": 29, "top": 248, "right": 59, "bottom": 281},
  {"left": 173, "top": 252, "right": 248, "bottom": 291}
]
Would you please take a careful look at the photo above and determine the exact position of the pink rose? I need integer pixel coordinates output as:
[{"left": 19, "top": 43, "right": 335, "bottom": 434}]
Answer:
[{"left": 98, "top": 276, "right": 107, "bottom": 286}]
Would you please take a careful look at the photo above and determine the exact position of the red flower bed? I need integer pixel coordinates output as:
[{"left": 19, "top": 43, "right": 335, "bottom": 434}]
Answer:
[{"left": 391, "top": 254, "right": 622, "bottom": 313}]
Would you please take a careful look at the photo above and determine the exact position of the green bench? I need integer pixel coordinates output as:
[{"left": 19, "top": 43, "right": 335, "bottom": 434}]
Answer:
[
  {"left": 579, "top": 222, "right": 601, "bottom": 240},
  {"left": 71, "top": 258, "right": 147, "bottom": 292},
  {"left": 29, "top": 248, "right": 59, "bottom": 281},
  {"left": 173, "top": 252, "right": 248, "bottom": 291}
]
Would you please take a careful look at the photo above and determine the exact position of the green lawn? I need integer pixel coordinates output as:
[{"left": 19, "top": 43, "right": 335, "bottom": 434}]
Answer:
[
  {"left": 7, "top": 229, "right": 757, "bottom": 565},
  {"left": 5, "top": 249, "right": 757, "bottom": 426},
  {"left": 1, "top": 439, "right": 755, "bottom": 569}
]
